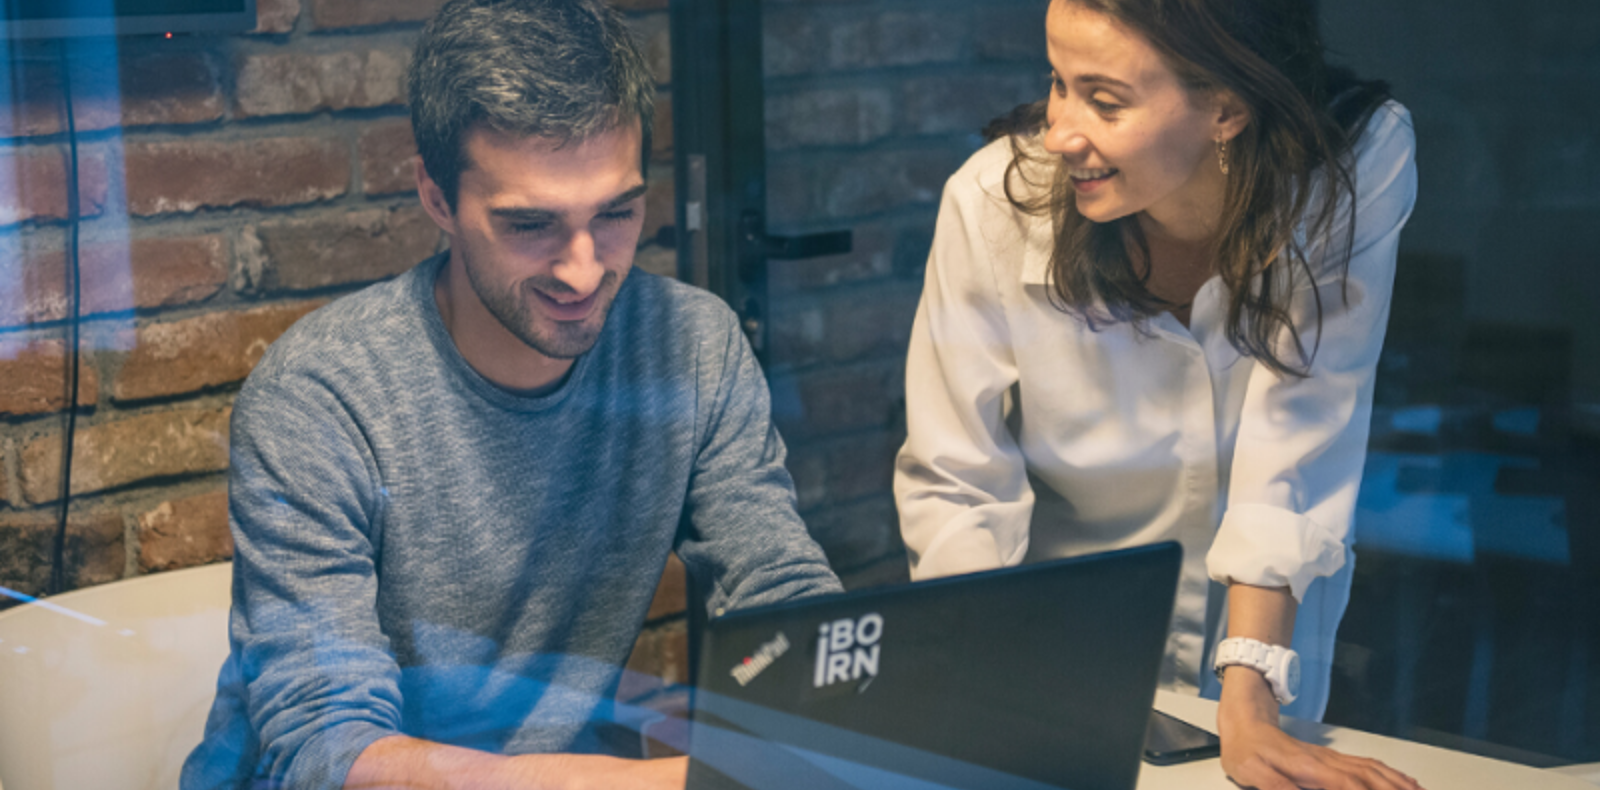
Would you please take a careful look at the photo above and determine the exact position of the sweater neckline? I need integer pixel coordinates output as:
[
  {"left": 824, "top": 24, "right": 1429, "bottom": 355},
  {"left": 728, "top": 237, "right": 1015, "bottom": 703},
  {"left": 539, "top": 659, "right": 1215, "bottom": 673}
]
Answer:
[{"left": 411, "top": 252, "right": 595, "bottom": 414}]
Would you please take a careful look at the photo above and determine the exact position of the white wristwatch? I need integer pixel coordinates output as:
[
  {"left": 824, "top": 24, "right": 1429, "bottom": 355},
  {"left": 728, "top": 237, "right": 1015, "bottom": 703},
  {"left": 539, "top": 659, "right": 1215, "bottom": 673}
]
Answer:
[{"left": 1213, "top": 637, "right": 1301, "bottom": 705}]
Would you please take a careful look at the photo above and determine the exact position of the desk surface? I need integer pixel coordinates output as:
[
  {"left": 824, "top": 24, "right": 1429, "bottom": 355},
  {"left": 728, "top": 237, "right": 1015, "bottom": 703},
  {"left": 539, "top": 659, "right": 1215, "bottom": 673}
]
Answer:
[{"left": 1148, "top": 690, "right": 1591, "bottom": 789}]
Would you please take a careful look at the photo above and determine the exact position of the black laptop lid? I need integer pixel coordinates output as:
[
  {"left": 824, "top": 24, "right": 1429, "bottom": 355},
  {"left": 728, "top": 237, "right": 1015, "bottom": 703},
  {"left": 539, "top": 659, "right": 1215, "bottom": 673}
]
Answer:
[{"left": 687, "top": 542, "right": 1182, "bottom": 790}]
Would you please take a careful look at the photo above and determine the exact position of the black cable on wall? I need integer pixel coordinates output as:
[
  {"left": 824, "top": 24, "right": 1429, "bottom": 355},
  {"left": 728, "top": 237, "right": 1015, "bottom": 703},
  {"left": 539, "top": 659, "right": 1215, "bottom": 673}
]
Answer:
[{"left": 48, "top": 38, "right": 83, "bottom": 596}]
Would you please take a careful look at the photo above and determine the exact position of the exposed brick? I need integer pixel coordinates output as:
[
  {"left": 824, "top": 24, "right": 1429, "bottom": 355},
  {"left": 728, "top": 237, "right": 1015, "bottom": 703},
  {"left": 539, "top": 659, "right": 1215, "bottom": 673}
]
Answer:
[
  {"left": 770, "top": 360, "right": 903, "bottom": 441},
  {"left": 254, "top": 0, "right": 302, "bottom": 33},
  {"left": 650, "top": 92, "right": 673, "bottom": 163},
  {"left": 310, "top": 0, "right": 447, "bottom": 29},
  {"left": 901, "top": 73, "right": 1042, "bottom": 137},
  {"left": 827, "top": 11, "right": 968, "bottom": 71},
  {"left": 765, "top": 162, "right": 813, "bottom": 231},
  {"left": 19, "top": 405, "right": 232, "bottom": 504},
  {"left": 628, "top": 13, "right": 672, "bottom": 85},
  {"left": 0, "top": 53, "right": 222, "bottom": 138},
  {"left": 770, "top": 285, "right": 919, "bottom": 369},
  {"left": 766, "top": 87, "right": 893, "bottom": 150},
  {"left": 113, "top": 301, "right": 324, "bottom": 402},
  {"left": 0, "top": 339, "right": 100, "bottom": 417},
  {"left": 0, "top": 236, "right": 228, "bottom": 330},
  {"left": 358, "top": 119, "right": 418, "bottom": 196},
  {"left": 124, "top": 137, "right": 349, "bottom": 216},
  {"left": 120, "top": 236, "right": 231, "bottom": 309},
  {"left": 610, "top": 0, "right": 667, "bottom": 10},
  {"left": 785, "top": 445, "right": 829, "bottom": 512},
  {"left": 116, "top": 52, "right": 227, "bottom": 128},
  {"left": 0, "top": 58, "right": 63, "bottom": 139},
  {"left": 0, "top": 146, "right": 110, "bottom": 227},
  {"left": 822, "top": 148, "right": 963, "bottom": 218},
  {"left": 767, "top": 223, "right": 894, "bottom": 292},
  {"left": 645, "top": 552, "right": 687, "bottom": 621},
  {"left": 643, "top": 175, "right": 674, "bottom": 248},
  {"left": 763, "top": 10, "right": 825, "bottom": 79},
  {"left": 974, "top": 3, "right": 1049, "bottom": 63},
  {"left": 632, "top": 244, "right": 677, "bottom": 279},
  {"left": 821, "top": 429, "right": 900, "bottom": 504},
  {"left": 622, "top": 618, "right": 689, "bottom": 694},
  {"left": 788, "top": 431, "right": 900, "bottom": 515},
  {"left": 235, "top": 49, "right": 409, "bottom": 118},
  {"left": 768, "top": 148, "right": 962, "bottom": 224},
  {"left": 804, "top": 495, "right": 902, "bottom": 572},
  {"left": 137, "top": 489, "right": 232, "bottom": 572},
  {"left": 0, "top": 509, "right": 125, "bottom": 600},
  {"left": 244, "top": 205, "right": 440, "bottom": 293}
]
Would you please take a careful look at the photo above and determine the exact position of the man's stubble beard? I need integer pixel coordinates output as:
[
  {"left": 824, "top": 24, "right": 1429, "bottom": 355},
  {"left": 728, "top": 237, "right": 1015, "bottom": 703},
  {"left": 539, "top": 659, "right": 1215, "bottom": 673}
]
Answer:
[{"left": 462, "top": 253, "right": 620, "bottom": 361}]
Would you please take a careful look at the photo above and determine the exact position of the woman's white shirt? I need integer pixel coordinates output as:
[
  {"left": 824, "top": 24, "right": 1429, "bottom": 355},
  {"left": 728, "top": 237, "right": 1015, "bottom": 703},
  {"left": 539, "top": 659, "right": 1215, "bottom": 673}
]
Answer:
[{"left": 894, "top": 102, "right": 1417, "bottom": 719}]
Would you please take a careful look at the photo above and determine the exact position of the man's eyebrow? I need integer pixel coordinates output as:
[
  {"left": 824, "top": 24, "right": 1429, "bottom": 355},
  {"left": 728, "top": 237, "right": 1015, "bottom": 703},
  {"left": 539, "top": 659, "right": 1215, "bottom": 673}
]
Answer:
[
  {"left": 488, "top": 206, "right": 560, "bottom": 223},
  {"left": 488, "top": 185, "right": 648, "bottom": 222},
  {"left": 602, "top": 183, "right": 649, "bottom": 210},
  {"left": 1076, "top": 73, "right": 1135, "bottom": 91}
]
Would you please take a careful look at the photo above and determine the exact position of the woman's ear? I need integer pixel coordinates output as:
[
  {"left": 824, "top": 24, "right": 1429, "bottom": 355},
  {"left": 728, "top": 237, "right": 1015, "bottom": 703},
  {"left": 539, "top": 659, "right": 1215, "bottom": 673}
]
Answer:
[
  {"left": 1213, "top": 91, "right": 1251, "bottom": 143},
  {"left": 415, "top": 158, "right": 457, "bottom": 235}
]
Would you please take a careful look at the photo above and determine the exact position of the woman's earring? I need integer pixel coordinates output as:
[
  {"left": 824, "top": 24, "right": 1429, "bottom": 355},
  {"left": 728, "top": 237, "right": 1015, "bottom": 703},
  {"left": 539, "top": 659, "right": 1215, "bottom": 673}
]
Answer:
[{"left": 1216, "top": 138, "right": 1230, "bottom": 176}]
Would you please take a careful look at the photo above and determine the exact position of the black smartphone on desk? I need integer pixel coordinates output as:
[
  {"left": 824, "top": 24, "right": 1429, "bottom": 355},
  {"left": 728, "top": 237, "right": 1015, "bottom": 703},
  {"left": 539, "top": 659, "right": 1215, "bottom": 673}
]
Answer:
[{"left": 1142, "top": 709, "right": 1222, "bottom": 765}]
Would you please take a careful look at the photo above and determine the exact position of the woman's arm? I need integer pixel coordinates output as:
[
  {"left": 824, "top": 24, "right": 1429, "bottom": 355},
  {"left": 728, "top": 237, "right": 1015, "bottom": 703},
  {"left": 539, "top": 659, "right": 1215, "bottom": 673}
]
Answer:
[
  {"left": 896, "top": 147, "right": 1037, "bottom": 579},
  {"left": 1217, "top": 585, "right": 1420, "bottom": 790},
  {"left": 1210, "top": 104, "right": 1421, "bottom": 790}
]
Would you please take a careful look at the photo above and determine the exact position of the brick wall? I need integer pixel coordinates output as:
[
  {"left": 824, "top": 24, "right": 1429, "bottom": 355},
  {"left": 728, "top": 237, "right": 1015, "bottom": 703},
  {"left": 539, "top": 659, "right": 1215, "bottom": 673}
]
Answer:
[
  {"left": 0, "top": 0, "right": 685, "bottom": 681},
  {"left": 0, "top": 0, "right": 1055, "bottom": 694},
  {"left": 761, "top": 0, "right": 1049, "bottom": 589}
]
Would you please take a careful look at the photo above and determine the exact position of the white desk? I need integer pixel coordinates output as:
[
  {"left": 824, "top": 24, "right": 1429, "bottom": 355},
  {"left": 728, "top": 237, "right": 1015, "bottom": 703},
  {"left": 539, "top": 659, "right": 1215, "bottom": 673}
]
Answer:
[{"left": 1148, "top": 690, "right": 1592, "bottom": 789}]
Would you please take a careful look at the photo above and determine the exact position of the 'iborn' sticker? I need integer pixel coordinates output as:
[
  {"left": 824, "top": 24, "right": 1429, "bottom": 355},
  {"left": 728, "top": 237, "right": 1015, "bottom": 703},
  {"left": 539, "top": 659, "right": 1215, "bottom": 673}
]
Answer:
[{"left": 813, "top": 613, "right": 882, "bottom": 690}]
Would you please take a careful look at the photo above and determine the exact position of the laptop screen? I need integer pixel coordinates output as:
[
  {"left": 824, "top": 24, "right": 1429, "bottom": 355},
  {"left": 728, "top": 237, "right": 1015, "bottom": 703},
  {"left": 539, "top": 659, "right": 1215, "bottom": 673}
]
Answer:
[{"left": 688, "top": 542, "right": 1182, "bottom": 790}]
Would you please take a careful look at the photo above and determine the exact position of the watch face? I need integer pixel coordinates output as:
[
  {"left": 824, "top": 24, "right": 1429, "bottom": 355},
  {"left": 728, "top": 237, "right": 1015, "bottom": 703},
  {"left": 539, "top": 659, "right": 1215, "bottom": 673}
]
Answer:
[{"left": 1283, "top": 650, "right": 1301, "bottom": 695}]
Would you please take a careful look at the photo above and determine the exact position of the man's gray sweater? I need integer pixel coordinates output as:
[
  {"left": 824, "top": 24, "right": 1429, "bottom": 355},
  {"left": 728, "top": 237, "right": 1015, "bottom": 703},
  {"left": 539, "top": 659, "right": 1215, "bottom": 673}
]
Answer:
[{"left": 181, "top": 253, "right": 842, "bottom": 789}]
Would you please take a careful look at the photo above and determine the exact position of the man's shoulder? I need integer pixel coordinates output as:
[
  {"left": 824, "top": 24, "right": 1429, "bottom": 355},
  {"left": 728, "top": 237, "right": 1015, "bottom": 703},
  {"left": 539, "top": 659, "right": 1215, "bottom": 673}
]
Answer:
[
  {"left": 249, "top": 258, "right": 434, "bottom": 387},
  {"left": 616, "top": 270, "right": 741, "bottom": 345}
]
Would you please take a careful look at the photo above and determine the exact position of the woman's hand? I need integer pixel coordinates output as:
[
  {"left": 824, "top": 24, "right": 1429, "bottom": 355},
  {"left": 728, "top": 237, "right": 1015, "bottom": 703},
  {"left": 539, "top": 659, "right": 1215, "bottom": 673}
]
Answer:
[{"left": 1218, "top": 667, "right": 1422, "bottom": 790}]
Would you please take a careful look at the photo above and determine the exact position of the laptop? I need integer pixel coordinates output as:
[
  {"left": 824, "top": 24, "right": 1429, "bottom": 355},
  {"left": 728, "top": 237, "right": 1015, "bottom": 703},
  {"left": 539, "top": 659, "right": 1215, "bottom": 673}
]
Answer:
[{"left": 685, "top": 542, "right": 1182, "bottom": 790}]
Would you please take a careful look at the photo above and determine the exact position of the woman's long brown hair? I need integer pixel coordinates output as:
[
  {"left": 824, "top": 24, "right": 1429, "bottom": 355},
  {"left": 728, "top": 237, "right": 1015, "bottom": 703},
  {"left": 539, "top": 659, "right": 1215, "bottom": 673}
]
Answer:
[{"left": 989, "top": 0, "right": 1390, "bottom": 377}]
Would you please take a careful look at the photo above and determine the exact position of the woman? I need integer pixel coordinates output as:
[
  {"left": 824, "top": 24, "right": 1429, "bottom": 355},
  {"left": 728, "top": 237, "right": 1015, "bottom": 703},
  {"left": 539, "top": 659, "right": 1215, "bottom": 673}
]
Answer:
[{"left": 894, "top": 0, "right": 1418, "bottom": 788}]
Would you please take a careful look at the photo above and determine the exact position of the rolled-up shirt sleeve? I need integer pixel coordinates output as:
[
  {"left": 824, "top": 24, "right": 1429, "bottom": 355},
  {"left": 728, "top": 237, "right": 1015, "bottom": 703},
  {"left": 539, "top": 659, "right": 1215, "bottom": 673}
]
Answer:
[
  {"left": 1208, "top": 105, "right": 1418, "bottom": 601},
  {"left": 896, "top": 159, "right": 1036, "bottom": 579}
]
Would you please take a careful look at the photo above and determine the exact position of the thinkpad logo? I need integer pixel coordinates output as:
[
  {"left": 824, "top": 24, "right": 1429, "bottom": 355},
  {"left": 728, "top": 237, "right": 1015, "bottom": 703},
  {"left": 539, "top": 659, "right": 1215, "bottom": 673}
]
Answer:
[
  {"left": 730, "top": 632, "right": 789, "bottom": 686},
  {"left": 813, "top": 613, "right": 882, "bottom": 689}
]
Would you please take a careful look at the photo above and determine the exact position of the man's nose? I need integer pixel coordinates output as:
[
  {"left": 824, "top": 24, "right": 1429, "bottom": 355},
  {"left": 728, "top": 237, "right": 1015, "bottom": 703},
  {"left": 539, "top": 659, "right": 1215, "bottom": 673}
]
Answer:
[{"left": 550, "top": 230, "right": 604, "bottom": 297}]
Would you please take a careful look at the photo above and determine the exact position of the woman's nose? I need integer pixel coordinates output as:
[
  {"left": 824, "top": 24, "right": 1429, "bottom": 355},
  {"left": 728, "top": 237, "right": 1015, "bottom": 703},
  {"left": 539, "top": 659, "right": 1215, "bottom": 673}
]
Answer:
[{"left": 1042, "top": 113, "right": 1090, "bottom": 158}]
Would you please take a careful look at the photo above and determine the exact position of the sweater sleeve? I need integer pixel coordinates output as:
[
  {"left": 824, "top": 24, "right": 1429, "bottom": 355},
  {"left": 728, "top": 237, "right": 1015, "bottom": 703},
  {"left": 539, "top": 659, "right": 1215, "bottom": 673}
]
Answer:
[
  {"left": 226, "top": 370, "right": 403, "bottom": 788},
  {"left": 894, "top": 157, "right": 1036, "bottom": 579},
  {"left": 674, "top": 310, "right": 843, "bottom": 615},
  {"left": 1207, "top": 104, "right": 1418, "bottom": 601}
]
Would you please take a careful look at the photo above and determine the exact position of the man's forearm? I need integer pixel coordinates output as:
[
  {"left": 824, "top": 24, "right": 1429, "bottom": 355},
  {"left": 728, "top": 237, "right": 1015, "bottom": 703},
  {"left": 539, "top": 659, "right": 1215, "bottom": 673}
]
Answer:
[{"left": 345, "top": 735, "right": 687, "bottom": 790}]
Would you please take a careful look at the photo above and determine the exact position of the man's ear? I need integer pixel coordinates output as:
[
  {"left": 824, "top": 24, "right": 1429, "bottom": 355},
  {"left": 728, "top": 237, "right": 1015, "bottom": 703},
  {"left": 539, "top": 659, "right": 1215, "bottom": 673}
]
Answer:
[
  {"left": 416, "top": 158, "right": 457, "bottom": 235},
  {"left": 1213, "top": 90, "right": 1251, "bottom": 144}
]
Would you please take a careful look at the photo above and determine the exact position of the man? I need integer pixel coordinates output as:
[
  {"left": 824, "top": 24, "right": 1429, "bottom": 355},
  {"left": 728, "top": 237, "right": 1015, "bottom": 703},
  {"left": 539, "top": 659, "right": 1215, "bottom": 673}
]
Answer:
[{"left": 180, "top": 1, "right": 842, "bottom": 787}]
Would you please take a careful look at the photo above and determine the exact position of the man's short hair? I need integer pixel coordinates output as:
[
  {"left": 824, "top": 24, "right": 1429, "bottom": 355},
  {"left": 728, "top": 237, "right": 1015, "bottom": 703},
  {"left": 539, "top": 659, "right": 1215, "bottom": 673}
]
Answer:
[{"left": 408, "top": 0, "right": 656, "bottom": 208}]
